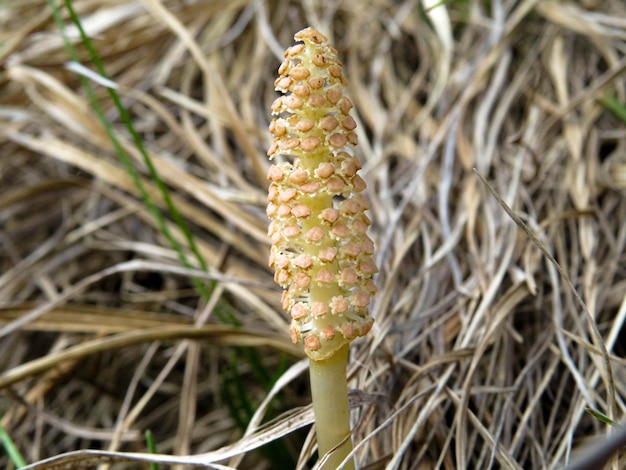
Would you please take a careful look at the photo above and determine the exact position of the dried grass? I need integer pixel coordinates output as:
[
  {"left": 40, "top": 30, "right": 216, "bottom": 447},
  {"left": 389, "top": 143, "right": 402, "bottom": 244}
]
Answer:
[{"left": 1, "top": 0, "right": 626, "bottom": 469}]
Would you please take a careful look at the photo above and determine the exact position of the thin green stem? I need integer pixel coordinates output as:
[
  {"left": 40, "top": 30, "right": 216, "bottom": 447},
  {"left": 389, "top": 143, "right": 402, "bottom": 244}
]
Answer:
[
  {"left": 309, "top": 345, "right": 355, "bottom": 470},
  {"left": 144, "top": 430, "right": 159, "bottom": 470},
  {"left": 54, "top": 0, "right": 213, "bottom": 298},
  {"left": 49, "top": 4, "right": 291, "bottom": 467},
  {"left": 1, "top": 414, "right": 27, "bottom": 468}
]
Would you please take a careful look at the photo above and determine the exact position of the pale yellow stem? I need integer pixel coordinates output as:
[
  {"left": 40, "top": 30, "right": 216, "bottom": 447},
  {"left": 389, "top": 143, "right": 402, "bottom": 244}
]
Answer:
[{"left": 309, "top": 344, "right": 355, "bottom": 470}]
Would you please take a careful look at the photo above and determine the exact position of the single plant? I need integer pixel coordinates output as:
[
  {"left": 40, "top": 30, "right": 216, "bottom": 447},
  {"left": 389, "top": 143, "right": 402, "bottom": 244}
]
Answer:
[{"left": 267, "top": 27, "right": 378, "bottom": 469}]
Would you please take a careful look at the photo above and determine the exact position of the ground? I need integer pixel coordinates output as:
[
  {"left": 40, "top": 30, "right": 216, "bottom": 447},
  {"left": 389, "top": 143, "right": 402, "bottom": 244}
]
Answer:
[{"left": 1, "top": 0, "right": 625, "bottom": 468}]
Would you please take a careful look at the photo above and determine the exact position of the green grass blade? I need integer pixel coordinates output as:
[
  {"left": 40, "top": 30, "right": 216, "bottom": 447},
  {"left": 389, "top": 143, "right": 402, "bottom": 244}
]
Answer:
[
  {"left": 49, "top": 0, "right": 214, "bottom": 301},
  {"left": 47, "top": 4, "right": 293, "bottom": 468},
  {"left": 0, "top": 416, "right": 27, "bottom": 468},
  {"left": 585, "top": 407, "right": 618, "bottom": 427},
  {"left": 599, "top": 93, "right": 626, "bottom": 124},
  {"left": 144, "top": 430, "right": 160, "bottom": 470}
]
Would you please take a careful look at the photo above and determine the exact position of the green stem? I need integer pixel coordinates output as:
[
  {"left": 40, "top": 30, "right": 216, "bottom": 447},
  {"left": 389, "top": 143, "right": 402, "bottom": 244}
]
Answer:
[{"left": 309, "top": 344, "right": 355, "bottom": 469}]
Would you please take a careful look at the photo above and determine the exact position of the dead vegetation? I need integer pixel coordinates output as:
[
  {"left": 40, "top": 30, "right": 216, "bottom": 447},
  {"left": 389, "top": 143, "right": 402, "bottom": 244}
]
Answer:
[{"left": 1, "top": 0, "right": 626, "bottom": 468}]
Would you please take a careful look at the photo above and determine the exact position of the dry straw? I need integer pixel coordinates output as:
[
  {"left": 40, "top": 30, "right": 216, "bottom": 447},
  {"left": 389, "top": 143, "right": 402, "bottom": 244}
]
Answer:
[{"left": 2, "top": 0, "right": 626, "bottom": 469}]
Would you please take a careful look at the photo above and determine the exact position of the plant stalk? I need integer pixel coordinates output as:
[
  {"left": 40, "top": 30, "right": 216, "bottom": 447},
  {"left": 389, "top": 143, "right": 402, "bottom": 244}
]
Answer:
[{"left": 309, "top": 344, "right": 355, "bottom": 469}]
